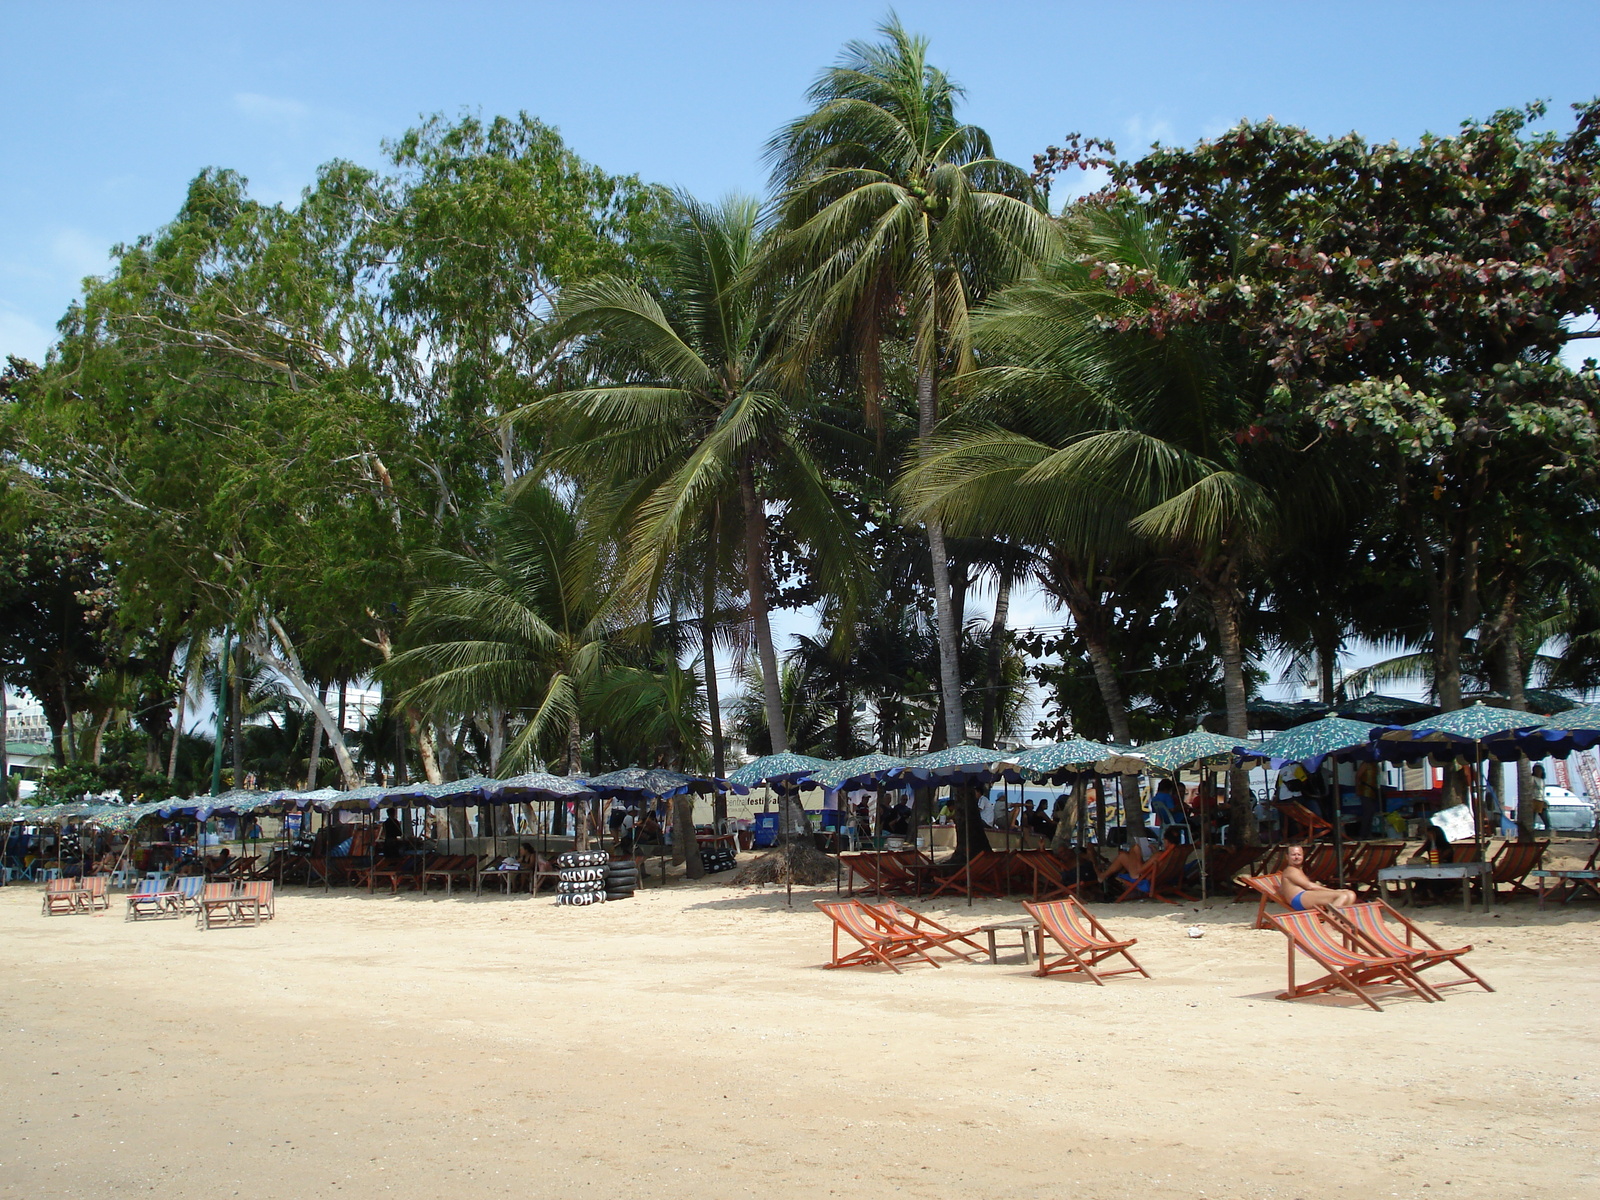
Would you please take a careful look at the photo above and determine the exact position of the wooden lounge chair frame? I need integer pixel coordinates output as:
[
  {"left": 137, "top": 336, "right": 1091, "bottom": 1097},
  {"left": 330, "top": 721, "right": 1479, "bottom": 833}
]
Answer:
[
  {"left": 1266, "top": 908, "right": 1441, "bottom": 1012},
  {"left": 475, "top": 857, "right": 531, "bottom": 894},
  {"left": 41, "top": 877, "right": 87, "bottom": 916},
  {"left": 1274, "top": 800, "right": 1333, "bottom": 842},
  {"left": 1022, "top": 897, "right": 1150, "bottom": 985},
  {"left": 1342, "top": 843, "right": 1405, "bottom": 897},
  {"left": 862, "top": 900, "right": 985, "bottom": 961},
  {"left": 420, "top": 854, "right": 477, "bottom": 895},
  {"left": 1487, "top": 839, "right": 1547, "bottom": 899},
  {"left": 1328, "top": 900, "right": 1492, "bottom": 993},
  {"left": 369, "top": 855, "right": 425, "bottom": 894},
  {"left": 814, "top": 899, "right": 944, "bottom": 973},
  {"left": 1241, "top": 873, "right": 1289, "bottom": 929},
  {"left": 125, "top": 878, "right": 184, "bottom": 921},
  {"left": 198, "top": 881, "right": 270, "bottom": 929},
  {"left": 926, "top": 849, "right": 1007, "bottom": 900},
  {"left": 1114, "top": 844, "right": 1192, "bottom": 904}
]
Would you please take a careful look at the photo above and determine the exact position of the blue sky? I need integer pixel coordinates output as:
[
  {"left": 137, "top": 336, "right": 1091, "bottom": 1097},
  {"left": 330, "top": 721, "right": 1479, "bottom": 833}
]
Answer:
[
  {"left": 5, "top": 0, "right": 1598, "bottom": 362},
  {"left": 3, "top": 1, "right": 1598, "bottom": 718}
]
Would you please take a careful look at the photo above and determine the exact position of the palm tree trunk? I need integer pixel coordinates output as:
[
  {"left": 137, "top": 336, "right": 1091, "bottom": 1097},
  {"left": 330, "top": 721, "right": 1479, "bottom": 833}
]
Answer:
[
  {"left": 565, "top": 710, "right": 582, "bottom": 776},
  {"left": 701, "top": 512, "right": 727, "bottom": 817},
  {"left": 980, "top": 566, "right": 1013, "bottom": 747},
  {"left": 306, "top": 684, "right": 325, "bottom": 789},
  {"left": 740, "top": 462, "right": 788, "bottom": 753},
  {"left": 0, "top": 672, "right": 8, "bottom": 793},
  {"left": 673, "top": 795, "right": 705, "bottom": 878},
  {"left": 1208, "top": 580, "right": 1260, "bottom": 843},
  {"left": 918, "top": 365, "right": 966, "bottom": 746},
  {"left": 231, "top": 641, "right": 244, "bottom": 786},
  {"left": 166, "top": 675, "right": 187, "bottom": 781}
]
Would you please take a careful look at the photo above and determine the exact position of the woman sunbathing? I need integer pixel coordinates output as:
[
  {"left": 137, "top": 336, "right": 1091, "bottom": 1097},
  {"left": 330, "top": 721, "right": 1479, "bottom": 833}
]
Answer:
[{"left": 1279, "top": 843, "right": 1356, "bottom": 910}]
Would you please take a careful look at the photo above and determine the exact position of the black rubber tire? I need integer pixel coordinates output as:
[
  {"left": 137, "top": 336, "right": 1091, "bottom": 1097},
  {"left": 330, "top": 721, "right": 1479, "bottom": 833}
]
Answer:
[{"left": 604, "top": 890, "right": 634, "bottom": 901}]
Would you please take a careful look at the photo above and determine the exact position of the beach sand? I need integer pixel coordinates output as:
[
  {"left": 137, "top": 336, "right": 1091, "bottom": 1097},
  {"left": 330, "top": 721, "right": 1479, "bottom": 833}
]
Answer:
[{"left": 2, "top": 871, "right": 1597, "bottom": 1199}]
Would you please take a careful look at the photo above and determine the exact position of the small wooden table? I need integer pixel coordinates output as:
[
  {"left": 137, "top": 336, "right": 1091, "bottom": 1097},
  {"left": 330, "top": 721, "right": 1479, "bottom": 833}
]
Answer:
[
  {"left": 1377, "top": 862, "right": 1494, "bottom": 912},
  {"left": 1529, "top": 868, "right": 1600, "bottom": 908},
  {"left": 977, "top": 918, "right": 1040, "bottom": 965}
]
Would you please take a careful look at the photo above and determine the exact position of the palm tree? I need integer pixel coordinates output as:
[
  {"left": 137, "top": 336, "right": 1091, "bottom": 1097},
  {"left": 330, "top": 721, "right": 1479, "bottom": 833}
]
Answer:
[
  {"left": 525, "top": 193, "right": 860, "bottom": 758},
  {"left": 765, "top": 17, "right": 1058, "bottom": 746},
  {"left": 904, "top": 204, "right": 1347, "bottom": 838},
  {"left": 386, "top": 482, "right": 616, "bottom": 775}
]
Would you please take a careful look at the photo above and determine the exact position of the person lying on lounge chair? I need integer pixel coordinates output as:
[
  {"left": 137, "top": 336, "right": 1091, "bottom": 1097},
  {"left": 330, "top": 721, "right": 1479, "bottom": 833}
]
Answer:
[
  {"left": 1279, "top": 843, "right": 1356, "bottom": 911},
  {"left": 1097, "top": 828, "right": 1173, "bottom": 890}
]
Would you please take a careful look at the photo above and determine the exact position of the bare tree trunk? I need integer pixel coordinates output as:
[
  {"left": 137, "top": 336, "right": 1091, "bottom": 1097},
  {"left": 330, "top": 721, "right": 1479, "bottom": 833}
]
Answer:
[
  {"left": 917, "top": 365, "right": 966, "bottom": 746},
  {"left": 231, "top": 641, "right": 244, "bottom": 785},
  {"left": 0, "top": 672, "right": 8, "bottom": 793},
  {"left": 306, "top": 684, "right": 325, "bottom": 789},
  {"left": 488, "top": 710, "right": 505, "bottom": 775},
  {"left": 740, "top": 462, "right": 788, "bottom": 753},
  {"left": 565, "top": 710, "right": 582, "bottom": 777},
  {"left": 407, "top": 706, "right": 442, "bottom": 785},
  {"left": 981, "top": 566, "right": 1013, "bottom": 747},
  {"left": 242, "top": 617, "right": 359, "bottom": 787},
  {"left": 90, "top": 708, "right": 111, "bottom": 765},
  {"left": 672, "top": 795, "right": 705, "bottom": 878},
  {"left": 949, "top": 783, "right": 992, "bottom": 865}
]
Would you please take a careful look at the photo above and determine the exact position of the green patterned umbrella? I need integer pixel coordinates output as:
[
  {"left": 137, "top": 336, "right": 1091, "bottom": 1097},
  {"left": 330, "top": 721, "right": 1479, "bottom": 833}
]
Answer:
[
  {"left": 1013, "top": 739, "right": 1146, "bottom": 780},
  {"left": 1201, "top": 698, "right": 1328, "bottom": 733},
  {"left": 726, "top": 753, "right": 827, "bottom": 789},
  {"left": 1395, "top": 702, "right": 1546, "bottom": 740},
  {"left": 1335, "top": 693, "right": 1440, "bottom": 724},
  {"left": 1546, "top": 703, "right": 1600, "bottom": 732},
  {"left": 1136, "top": 731, "right": 1248, "bottom": 773},
  {"left": 1235, "top": 716, "right": 1379, "bottom": 770},
  {"left": 578, "top": 768, "right": 698, "bottom": 800},
  {"left": 811, "top": 754, "right": 909, "bottom": 794},
  {"left": 894, "top": 744, "right": 1018, "bottom": 783}
]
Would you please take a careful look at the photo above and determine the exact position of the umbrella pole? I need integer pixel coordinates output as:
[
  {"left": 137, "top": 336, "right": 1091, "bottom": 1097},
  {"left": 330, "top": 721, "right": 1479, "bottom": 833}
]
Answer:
[
  {"left": 1199, "top": 770, "right": 1209, "bottom": 902},
  {"left": 1329, "top": 759, "right": 1345, "bottom": 888}
]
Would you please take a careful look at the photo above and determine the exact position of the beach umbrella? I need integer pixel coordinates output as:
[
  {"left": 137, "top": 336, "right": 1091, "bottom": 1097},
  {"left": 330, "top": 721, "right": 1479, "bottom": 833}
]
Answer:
[
  {"left": 810, "top": 754, "right": 909, "bottom": 795},
  {"left": 1012, "top": 739, "right": 1147, "bottom": 782},
  {"left": 1334, "top": 694, "right": 1441, "bottom": 724},
  {"left": 892, "top": 744, "right": 1018, "bottom": 783},
  {"left": 726, "top": 753, "right": 827, "bottom": 789},
  {"left": 1201, "top": 698, "right": 1328, "bottom": 733},
  {"left": 1545, "top": 703, "right": 1600, "bottom": 732},
  {"left": 579, "top": 768, "right": 705, "bottom": 800},
  {"left": 1135, "top": 731, "right": 1247, "bottom": 774},
  {"left": 1235, "top": 717, "right": 1381, "bottom": 771}
]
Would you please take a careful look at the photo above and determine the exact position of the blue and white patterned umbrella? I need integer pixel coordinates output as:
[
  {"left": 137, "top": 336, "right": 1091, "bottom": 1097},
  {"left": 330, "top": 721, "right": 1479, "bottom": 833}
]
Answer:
[
  {"left": 810, "top": 754, "right": 910, "bottom": 796},
  {"left": 726, "top": 753, "right": 827, "bottom": 789},
  {"left": 892, "top": 744, "right": 1018, "bottom": 785}
]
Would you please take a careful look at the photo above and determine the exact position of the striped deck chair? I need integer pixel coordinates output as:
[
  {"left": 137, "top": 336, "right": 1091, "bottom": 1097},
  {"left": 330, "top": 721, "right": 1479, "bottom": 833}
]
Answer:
[
  {"left": 927, "top": 849, "right": 1005, "bottom": 900},
  {"left": 1241, "top": 873, "right": 1289, "bottom": 929},
  {"left": 1329, "top": 900, "right": 1492, "bottom": 993},
  {"left": 1274, "top": 800, "right": 1333, "bottom": 842},
  {"left": 171, "top": 875, "right": 207, "bottom": 912},
  {"left": 235, "top": 880, "right": 275, "bottom": 921},
  {"left": 125, "top": 878, "right": 182, "bottom": 921},
  {"left": 863, "top": 899, "right": 985, "bottom": 962},
  {"left": 1488, "top": 839, "right": 1547, "bottom": 899},
  {"left": 1342, "top": 843, "right": 1405, "bottom": 897},
  {"left": 198, "top": 882, "right": 240, "bottom": 929},
  {"left": 814, "top": 899, "right": 944, "bottom": 973},
  {"left": 41, "top": 877, "right": 86, "bottom": 916},
  {"left": 1114, "top": 844, "right": 1192, "bottom": 903},
  {"left": 1266, "top": 908, "right": 1441, "bottom": 1012},
  {"left": 1022, "top": 898, "right": 1150, "bottom": 985},
  {"left": 81, "top": 875, "right": 111, "bottom": 911}
]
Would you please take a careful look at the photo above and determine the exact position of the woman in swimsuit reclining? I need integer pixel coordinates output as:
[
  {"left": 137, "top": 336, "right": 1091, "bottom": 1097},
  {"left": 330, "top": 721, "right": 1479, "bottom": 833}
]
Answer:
[{"left": 1279, "top": 843, "right": 1356, "bottom": 911}]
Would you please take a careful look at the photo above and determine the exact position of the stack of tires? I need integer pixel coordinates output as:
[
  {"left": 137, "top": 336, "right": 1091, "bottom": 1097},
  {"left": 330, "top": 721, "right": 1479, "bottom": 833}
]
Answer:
[
  {"left": 699, "top": 846, "right": 737, "bottom": 875},
  {"left": 554, "top": 850, "right": 609, "bottom": 906},
  {"left": 604, "top": 858, "right": 638, "bottom": 901}
]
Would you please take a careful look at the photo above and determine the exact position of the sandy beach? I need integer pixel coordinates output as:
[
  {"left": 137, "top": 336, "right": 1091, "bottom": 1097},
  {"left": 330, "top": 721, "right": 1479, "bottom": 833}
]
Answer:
[{"left": 2, "top": 873, "right": 1597, "bottom": 1200}]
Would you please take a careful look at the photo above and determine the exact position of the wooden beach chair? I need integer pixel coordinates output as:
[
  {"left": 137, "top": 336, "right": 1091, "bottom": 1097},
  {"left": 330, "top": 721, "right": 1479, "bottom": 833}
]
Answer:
[
  {"left": 236, "top": 880, "right": 274, "bottom": 921},
  {"left": 1241, "top": 873, "right": 1290, "bottom": 929},
  {"left": 1265, "top": 908, "right": 1440, "bottom": 1012},
  {"left": 125, "top": 878, "right": 183, "bottom": 921},
  {"left": 814, "top": 899, "right": 944, "bottom": 973},
  {"left": 1328, "top": 900, "right": 1492, "bottom": 993},
  {"left": 1274, "top": 800, "right": 1333, "bottom": 842},
  {"left": 1022, "top": 898, "right": 1150, "bottom": 985},
  {"left": 198, "top": 882, "right": 241, "bottom": 929},
  {"left": 862, "top": 899, "right": 985, "bottom": 962},
  {"left": 1342, "top": 843, "right": 1404, "bottom": 897},
  {"left": 80, "top": 874, "right": 110, "bottom": 911},
  {"left": 1300, "top": 843, "right": 1340, "bottom": 885},
  {"left": 369, "top": 855, "right": 424, "bottom": 894},
  {"left": 1487, "top": 839, "right": 1547, "bottom": 899},
  {"left": 171, "top": 874, "right": 207, "bottom": 912},
  {"left": 927, "top": 849, "right": 1006, "bottom": 900},
  {"left": 41, "top": 877, "right": 86, "bottom": 916},
  {"left": 1114, "top": 844, "right": 1192, "bottom": 903},
  {"left": 421, "top": 854, "right": 477, "bottom": 895},
  {"left": 475, "top": 857, "right": 531, "bottom": 894},
  {"left": 1196, "top": 844, "right": 1259, "bottom": 893}
]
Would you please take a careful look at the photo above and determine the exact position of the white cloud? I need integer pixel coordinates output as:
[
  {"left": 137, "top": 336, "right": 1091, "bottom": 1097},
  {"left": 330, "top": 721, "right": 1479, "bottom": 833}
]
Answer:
[
  {"left": 1123, "top": 114, "right": 1176, "bottom": 149},
  {"left": 0, "top": 308, "right": 55, "bottom": 364},
  {"left": 233, "top": 91, "right": 311, "bottom": 126}
]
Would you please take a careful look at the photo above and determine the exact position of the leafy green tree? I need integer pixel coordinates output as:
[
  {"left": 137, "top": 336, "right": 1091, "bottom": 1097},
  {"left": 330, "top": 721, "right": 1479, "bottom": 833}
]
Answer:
[
  {"left": 766, "top": 17, "right": 1058, "bottom": 746},
  {"left": 528, "top": 193, "right": 861, "bottom": 757}
]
